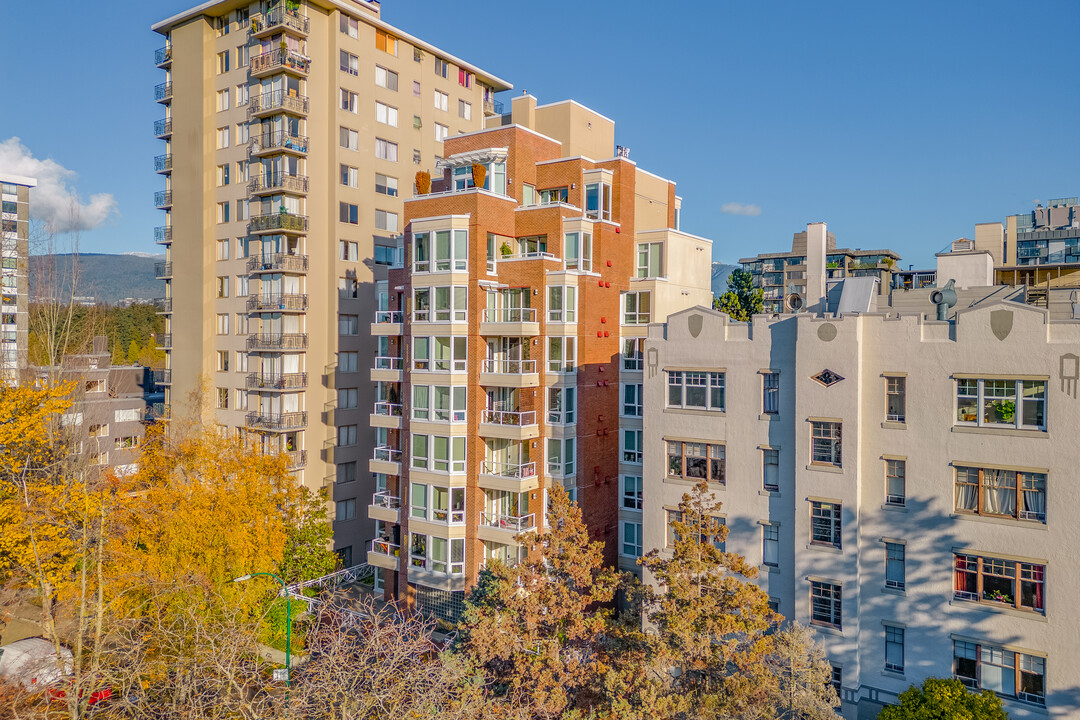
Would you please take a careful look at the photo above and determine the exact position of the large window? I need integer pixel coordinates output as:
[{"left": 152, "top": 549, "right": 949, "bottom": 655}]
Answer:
[
  {"left": 547, "top": 337, "right": 576, "bottom": 373},
  {"left": 622, "top": 475, "right": 643, "bottom": 510},
  {"left": 409, "top": 533, "right": 465, "bottom": 576},
  {"left": 667, "top": 441, "right": 725, "bottom": 484},
  {"left": 547, "top": 437, "right": 575, "bottom": 477},
  {"left": 411, "top": 385, "right": 467, "bottom": 422},
  {"left": 413, "top": 230, "right": 468, "bottom": 272},
  {"left": 374, "top": 65, "right": 398, "bottom": 90},
  {"left": 622, "top": 338, "right": 644, "bottom": 371},
  {"left": 584, "top": 182, "right": 611, "bottom": 221},
  {"left": 548, "top": 387, "right": 576, "bottom": 425},
  {"left": 622, "top": 430, "right": 643, "bottom": 464},
  {"left": 954, "top": 641, "right": 1045, "bottom": 706},
  {"left": 621, "top": 521, "right": 642, "bottom": 558},
  {"left": 564, "top": 231, "right": 592, "bottom": 271},
  {"left": 636, "top": 242, "right": 663, "bottom": 277},
  {"left": 811, "top": 421, "right": 842, "bottom": 467},
  {"left": 410, "top": 483, "right": 466, "bottom": 524},
  {"left": 547, "top": 286, "right": 577, "bottom": 323},
  {"left": 810, "top": 501, "right": 841, "bottom": 548},
  {"left": 667, "top": 371, "right": 725, "bottom": 411},
  {"left": 375, "top": 137, "right": 398, "bottom": 161},
  {"left": 886, "top": 376, "right": 906, "bottom": 422},
  {"left": 954, "top": 554, "right": 1045, "bottom": 613},
  {"left": 622, "top": 383, "right": 643, "bottom": 417},
  {"left": 623, "top": 291, "right": 651, "bottom": 324},
  {"left": 810, "top": 581, "right": 842, "bottom": 629},
  {"left": 956, "top": 378, "right": 1045, "bottom": 430},
  {"left": 954, "top": 465, "right": 1046, "bottom": 522},
  {"left": 410, "top": 434, "right": 466, "bottom": 473},
  {"left": 412, "top": 336, "right": 467, "bottom": 372},
  {"left": 413, "top": 285, "right": 467, "bottom": 322}
]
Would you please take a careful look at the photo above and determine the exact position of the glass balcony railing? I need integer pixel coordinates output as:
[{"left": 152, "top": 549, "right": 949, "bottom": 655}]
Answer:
[{"left": 248, "top": 213, "right": 308, "bottom": 233}]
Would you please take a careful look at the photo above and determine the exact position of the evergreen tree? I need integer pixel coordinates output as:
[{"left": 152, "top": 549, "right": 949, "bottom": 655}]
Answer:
[{"left": 714, "top": 268, "right": 764, "bottom": 321}]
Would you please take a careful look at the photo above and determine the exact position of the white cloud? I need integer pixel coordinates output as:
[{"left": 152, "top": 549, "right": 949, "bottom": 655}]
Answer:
[
  {"left": 720, "top": 202, "right": 762, "bottom": 217},
  {"left": 0, "top": 137, "right": 118, "bottom": 233}
]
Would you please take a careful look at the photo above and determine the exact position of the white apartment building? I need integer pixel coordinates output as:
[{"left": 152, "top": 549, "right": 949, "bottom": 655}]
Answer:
[
  {"left": 0, "top": 173, "right": 34, "bottom": 382},
  {"left": 641, "top": 223, "right": 1080, "bottom": 718}
]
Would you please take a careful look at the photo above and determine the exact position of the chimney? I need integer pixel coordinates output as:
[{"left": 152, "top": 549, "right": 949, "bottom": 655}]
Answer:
[{"left": 805, "top": 222, "right": 828, "bottom": 315}]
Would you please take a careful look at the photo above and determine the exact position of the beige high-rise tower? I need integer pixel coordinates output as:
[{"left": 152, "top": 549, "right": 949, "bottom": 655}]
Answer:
[{"left": 152, "top": 0, "right": 510, "bottom": 563}]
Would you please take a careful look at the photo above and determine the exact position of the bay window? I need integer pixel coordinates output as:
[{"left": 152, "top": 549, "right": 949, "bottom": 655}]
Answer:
[
  {"left": 548, "top": 386, "right": 576, "bottom": 425},
  {"left": 565, "top": 231, "right": 592, "bottom": 271}
]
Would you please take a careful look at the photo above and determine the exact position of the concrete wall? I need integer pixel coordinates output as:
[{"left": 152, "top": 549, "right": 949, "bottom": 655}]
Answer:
[{"left": 936, "top": 250, "right": 994, "bottom": 288}]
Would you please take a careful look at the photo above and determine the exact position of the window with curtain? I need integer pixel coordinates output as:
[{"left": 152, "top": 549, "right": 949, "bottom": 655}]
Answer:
[{"left": 954, "top": 465, "right": 1045, "bottom": 522}]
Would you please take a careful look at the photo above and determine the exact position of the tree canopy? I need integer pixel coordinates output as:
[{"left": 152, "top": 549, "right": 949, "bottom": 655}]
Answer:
[
  {"left": 714, "top": 268, "right": 764, "bottom": 321},
  {"left": 878, "top": 677, "right": 1010, "bottom": 720}
]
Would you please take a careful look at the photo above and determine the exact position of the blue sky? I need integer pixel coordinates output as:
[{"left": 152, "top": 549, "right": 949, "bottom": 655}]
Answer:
[{"left": 1, "top": 0, "right": 1077, "bottom": 268}]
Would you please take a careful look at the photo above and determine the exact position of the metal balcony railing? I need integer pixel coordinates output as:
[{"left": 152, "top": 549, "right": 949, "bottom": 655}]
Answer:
[
  {"left": 248, "top": 174, "right": 309, "bottom": 195},
  {"left": 154, "top": 154, "right": 173, "bottom": 173},
  {"left": 249, "top": 7, "right": 309, "bottom": 36},
  {"left": 481, "top": 460, "right": 537, "bottom": 479},
  {"left": 154, "top": 82, "right": 173, "bottom": 102},
  {"left": 154, "top": 118, "right": 172, "bottom": 137},
  {"left": 156, "top": 298, "right": 172, "bottom": 313},
  {"left": 481, "top": 359, "right": 537, "bottom": 374},
  {"left": 154, "top": 191, "right": 172, "bottom": 208},
  {"left": 374, "top": 310, "right": 403, "bottom": 324},
  {"left": 284, "top": 450, "right": 306, "bottom": 469},
  {"left": 482, "top": 307, "right": 537, "bottom": 323},
  {"left": 246, "top": 373, "right": 307, "bottom": 390},
  {"left": 154, "top": 226, "right": 172, "bottom": 244},
  {"left": 155, "top": 46, "right": 172, "bottom": 66},
  {"left": 250, "top": 131, "right": 309, "bottom": 155},
  {"left": 248, "top": 89, "right": 309, "bottom": 116},
  {"left": 250, "top": 47, "right": 311, "bottom": 75},
  {"left": 155, "top": 334, "right": 172, "bottom": 349},
  {"left": 481, "top": 409, "right": 536, "bottom": 426},
  {"left": 481, "top": 512, "right": 535, "bottom": 532},
  {"left": 153, "top": 369, "right": 171, "bottom": 385},
  {"left": 246, "top": 253, "right": 308, "bottom": 273},
  {"left": 373, "top": 402, "right": 403, "bottom": 417},
  {"left": 246, "top": 293, "right": 308, "bottom": 311},
  {"left": 154, "top": 261, "right": 172, "bottom": 278},
  {"left": 245, "top": 411, "right": 308, "bottom": 430},
  {"left": 246, "top": 333, "right": 307, "bottom": 350},
  {"left": 248, "top": 213, "right": 308, "bottom": 233}
]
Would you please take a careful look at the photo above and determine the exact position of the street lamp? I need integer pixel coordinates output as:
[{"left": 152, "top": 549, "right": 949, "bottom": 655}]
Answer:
[{"left": 233, "top": 572, "right": 291, "bottom": 706}]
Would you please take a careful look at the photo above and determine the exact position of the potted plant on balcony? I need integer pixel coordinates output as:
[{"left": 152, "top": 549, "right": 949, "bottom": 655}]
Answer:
[
  {"left": 500, "top": 241, "right": 512, "bottom": 258},
  {"left": 415, "top": 170, "right": 431, "bottom": 195},
  {"left": 471, "top": 162, "right": 487, "bottom": 189}
]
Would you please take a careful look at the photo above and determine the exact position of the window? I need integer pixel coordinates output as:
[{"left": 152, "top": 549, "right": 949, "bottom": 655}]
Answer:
[
  {"left": 375, "top": 29, "right": 397, "bottom": 55},
  {"left": 217, "top": 239, "right": 230, "bottom": 260},
  {"left": 810, "top": 581, "right": 842, "bottom": 629},
  {"left": 413, "top": 336, "right": 467, "bottom": 372},
  {"left": 216, "top": 88, "right": 230, "bottom": 111},
  {"left": 216, "top": 50, "right": 230, "bottom": 74},
  {"left": 954, "top": 553, "right": 1045, "bottom": 613},
  {"left": 375, "top": 138, "right": 398, "bottom": 161},
  {"left": 413, "top": 230, "right": 468, "bottom": 272},
  {"left": 584, "top": 181, "right": 611, "bottom": 221},
  {"left": 762, "top": 523, "right": 779, "bottom": 566},
  {"left": 811, "top": 421, "right": 842, "bottom": 466},
  {"left": 547, "top": 286, "right": 577, "bottom": 323},
  {"left": 375, "top": 209, "right": 398, "bottom": 232},
  {"left": 413, "top": 81, "right": 421, "bottom": 98},
  {"left": 884, "top": 626, "right": 904, "bottom": 673},
  {"left": 340, "top": 127, "right": 358, "bottom": 151},
  {"left": 459, "top": 99, "right": 471, "bottom": 120},
  {"left": 548, "top": 386, "right": 575, "bottom": 425},
  {"left": 953, "top": 641, "right": 1045, "bottom": 706},
  {"left": 375, "top": 173, "right": 398, "bottom": 197},
  {"left": 622, "top": 338, "right": 644, "bottom": 371},
  {"left": 667, "top": 441, "right": 725, "bottom": 484},
  {"left": 216, "top": 202, "right": 230, "bottom": 224},
  {"left": 885, "top": 542, "right": 905, "bottom": 589},
  {"left": 216, "top": 387, "right": 229, "bottom": 409},
  {"left": 636, "top": 242, "right": 663, "bottom": 277},
  {"left": 623, "top": 291, "right": 651, "bottom": 324},
  {"left": 886, "top": 459, "right": 906, "bottom": 506},
  {"left": 666, "top": 510, "right": 725, "bottom": 550},
  {"left": 564, "top": 231, "right": 591, "bottom": 271},
  {"left": 340, "top": 50, "right": 359, "bottom": 75},
  {"left": 622, "top": 383, "right": 643, "bottom": 417},
  {"left": 235, "top": 199, "right": 248, "bottom": 221},
  {"left": 810, "top": 501, "right": 841, "bottom": 548},
  {"left": 216, "top": 350, "right": 229, "bottom": 372},
  {"left": 339, "top": 351, "right": 359, "bottom": 373},
  {"left": 374, "top": 65, "right": 398, "bottom": 90},
  {"left": 337, "top": 425, "right": 357, "bottom": 447},
  {"left": 667, "top": 371, "right": 725, "bottom": 411},
  {"left": 339, "top": 203, "right": 359, "bottom": 225},
  {"left": 763, "top": 448, "right": 779, "bottom": 491},
  {"left": 547, "top": 437, "right": 575, "bottom": 477},
  {"left": 340, "top": 15, "right": 359, "bottom": 38},
  {"left": 375, "top": 245, "right": 398, "bottom": 266},
  {"left": 340, "top": 89, "right": 358, "bottom": 113},
  {"left": 336, "top": 499, "right": 356, "bottom": 521},
  {"left": 216, "top": 15, "right": 230, "bottom": 36},
  {"left": 339, "top": 240, "right": 359, "bottom": 261},
  {"left": 621, "top": 521, "right": 642, "bottom": 557},
  {"left": 376, "top": 101, "right": 398, "bottom": 127},
  {"left": 954, "top": 465, "right": 1046, "bottom": 522},
  {"left": 216, "top": 126, "right": 230, "bottom": 149},
  {"left": 336, "top": 461, "right": 357, "bottom": 484},
  {"left": 341, "top": 165, "right": 359, "bottom": 188},
  {"left": 236, "top": 159, "right": 249, "bottom": 180},
  {"left": 411, "top": 435, "right": 466, "bottom": 473},
  {"left": 622, "top": 475, "right": 643, "bottom": 510},
  {"left": 622, "top": 429, "right": 643, "bottom": 464},
  {"left": 434, "top": 58, "right": 448, "bottom": 78},
  {"left": 338, "top": 314, "right": 359, "bottom": 335},
  {"left": 763, "top": 372, "right": 779, "bottom": 414},
  {"left": 337, "top": 388, "right": 359, "bottom": 409},
  {"left": 412, "top": 149, "right": 422, "bottom": 164},
  {"left": 886, "top": 376, "right": 906, "bottom": 422},
  {"left": 956, "top": 378, "right": 1045, "bottom": 430},
  {"left": 547, "top": 337, "right": 576, "bottom": 373},
  {"left": 458, "top": 68, "right": 471, "bottom": 87},
  {"left": 236, "top": 83, "right": 249, "bottom": 106},
  {"left": 215, "top": 277, "right": 229, "bottom": 298},
  {"left": 433, "top": 90, "right": 448, "bottom": 112},
  {"left": 540, "top": 187, "right": 569, "bottom": 204},
  {"left": 434, "top": 123, "right": 449, "bottom": 142}
]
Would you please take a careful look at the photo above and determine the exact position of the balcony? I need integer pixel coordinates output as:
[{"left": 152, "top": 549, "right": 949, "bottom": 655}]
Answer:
[
  {"left": 371, "top": 310, "right": 403, "bottom": 336},
  {"left": 154, "top": 262, "right": 172, "bottom": 279},
  {"left": 249, "top": 48, "right": 311, "bottom": 78},
  {"left": 479, "top": 409, "right": 540, "bottom": 441},
  {"left": 481, "top": 460, "right": 537, "bottom": 480},
  {"left": 153, "top": 369, "right": 171, "bottom": 385},
  {"left": 154, "top": 154, "right": 173, "bottom": 174},
  {"left": 155, "top": 45, "right": 172, "bottom": 67},
  {"left": 248, "top": 173, "right": 308, "bottom": 196},
  {"left": 368, "top": 538, "right": 399, "bottom": 571},
  {"left": 369, "top": 491, "right": 400, "bottom": 524},
  {"left": 479, "top": 359, "right": 539, "bottom": 389},
  {"left": 246, "top": 293, "right": 308, "bottom": 312},
  {"left": 245, "top": 411, "right": 308, "bottom": 431},
  {"left": 247, "top": 253, "right": 308, "bottom": 274},
  {"left": 479, "top": 307, "right": 540, "bottom": 337},
  {"left": 371, "top": 401, "right": 403, "bottom": 430},
  {"left": 246, "top": 333, "right": 307, "bottom": 350},
  {"left": 154, "top": 118, "right": 172, "bottom": 138},
  {"left": 371, "top": 355, "right": 403, "bottom": 383},
  {"left": 248, "top": 89, "right": 309, "bottom": 118},
  {"left": 483, "top": 98, "right": 504, "bottom": 116},
  {"left": 248, "top": 213, "right": 308, "bottom": 235},
  {"left": 284, "top": 450, "right": 306, "bottom": 469},
  {"left": 155, "top": 298, "right": 172, "bottom": 314},
  {"left": 154, "top": 226, "right": 172, "bottom": 244},
  {"left": 154, "top": 191, "right": 172, "bottom": 209},
  {"left": 246, "top": 372, "right": 307, "bottom": 391},
  {"left": 154, "top": 82, "right": 173, "bottom": 104},
  {"left": 250, "top": 131, "right": 308, "bottom": 157},
  {"left": 481, "top": 512, "right": 535, "bottom": 533},
  {"left": 156, "top": 334, "right": 172, "bottom": 349},
  {"left": 249, "top": 7, "right": 310, "bottom": 38},
  {"left": 370, "top": 446, "right": 402, "bottom": 475}
]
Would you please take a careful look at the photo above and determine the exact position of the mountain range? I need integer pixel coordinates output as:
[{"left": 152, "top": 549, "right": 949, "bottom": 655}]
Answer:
[{"left": 30, "top": 253, "right": 164, "bottom": 305}]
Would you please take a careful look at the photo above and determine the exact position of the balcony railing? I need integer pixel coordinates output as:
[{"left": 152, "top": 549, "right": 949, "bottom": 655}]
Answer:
[
  {"left": 247, "top": 253, "right": 308, "bottom": 273},
  {"left": 373, "top": 356, "right": 403, "bottom": 370},
  {"left": 155, "top": 298, "right": 172, "bottom": 313},
  {"left": 155, "top": 334, "right": 172, "bottom": 349},
  {"left": 154, "top": 262, "right": 172, "bottom": 278},
  {"left": 373, "top": 446, "right": 401, "bottom": 463},
  {"left": 248, "top": 213, "right": 308, "bottom": 234},
  {"left": 248, "top": 173, "right": 309, "bottom": 195},
  {"left": 284, "top": 450, "right": 306, "bottom": 469},
  {"left": 154, "top": 226, "right": 172, "bottom": 244},
  {"left": 481, "top": 460, "right": 537, "bottom": 479},
  {"left": 250, "top": 131, "right": 309, "bottom": 155},
  {"left": 155, "top": 45, "right": 172, "bottom": 66},
  {"left": 371, "top": 491, "right": 400, "bottom": 510},
  {"left": 370, "top": 538, "right": 399, "bottom": 557},
  {"left": 246, "top": 411, "right": 307, "bottom": 430},
  {"left": 154, "top": 191, "right": 172, "bottom": 208},
  {"left": 154, "top": 82, "right": 173, "bottom": 103},
  {"left": 153, "top": 369, "right": 171, "bottom": 385},
  {"left": 246, "top": 293, "right": 308, "bottom": 311},
  {"left": 482, "top": 307, "right": 537, "bottom": 323},
  {"left": 250, "top": 48, "right": 311, "bottom": 75},
  {"left": 481, "top": 359, "right": 537, "bottom": 375},
  {"left": 373, "top": 402, "right": 403, "bottom": 417},
  {"left": 154, "top": 118, "right": 172, "bottom": 137},
  {"left": 154, "top": 154, "right": 173, "bottom": 173},
  {"left": 246, "top": 373, "right": 307, "bottom": 390},
  {"left": 246, "top": 333, "right": 308, "bottom": 350},
  {"left": 248, "top": 89, "right": 309, "bottom": 117},
  {"left": 250, "top": 7, "right": 310, "bottom": 37},
  {"left": 481, "top": 512, "right": 535, "bottom": 532},
  {"left": 481, "top": 409, "right": 536, "bottom": 426},
  {"left": 374, "top": 310, "right": 403, "bottom": 324}
]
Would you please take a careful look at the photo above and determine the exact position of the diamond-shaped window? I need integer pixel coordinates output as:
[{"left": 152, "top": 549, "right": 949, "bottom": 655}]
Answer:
[{"left": 811, "top": 369, "right": 845, "bottom": 388}]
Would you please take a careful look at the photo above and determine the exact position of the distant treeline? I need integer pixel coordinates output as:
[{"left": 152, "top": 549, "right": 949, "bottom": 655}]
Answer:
[{"left": 28, "top": 302, "right": 166, "bottom": 368}]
